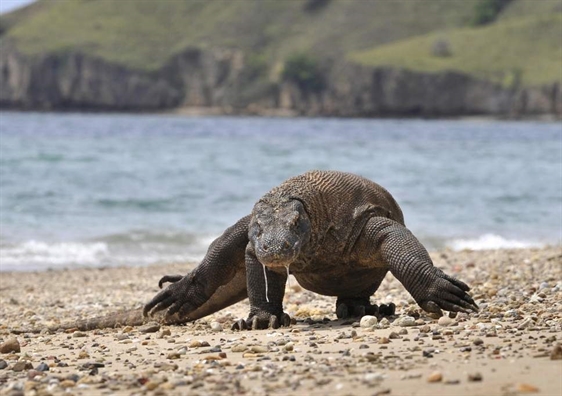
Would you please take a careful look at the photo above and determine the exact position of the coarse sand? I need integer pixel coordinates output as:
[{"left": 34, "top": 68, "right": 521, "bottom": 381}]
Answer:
[{"left": 1, "top": 246, "right": 561, "bottom": 395}]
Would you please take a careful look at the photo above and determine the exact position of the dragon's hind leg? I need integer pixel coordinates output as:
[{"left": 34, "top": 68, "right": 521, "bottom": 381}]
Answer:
[{"left": 335, "top": 268, "right": 395, "bottom": 319}]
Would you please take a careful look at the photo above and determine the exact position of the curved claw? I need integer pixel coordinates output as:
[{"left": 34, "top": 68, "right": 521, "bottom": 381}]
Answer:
[
  {"left": 158, "top": 274, "right": 183, "bottom": 289},
  {"left": 379, "top": 303, "right": 395, "bottom": 316},
  {"left": 335, "top": 299, "right": 382, "bottom": 319},
  {"left": 416, "top": 268, "right": 479, "bottom": 315},
  {"left": 231, "top": 318, "right": 248, "bottom": 331},
  {"left": 232, "top": 313, "right": 291, "bottom": 331},
  {"left": 143, "top": 289, "right": 172, "bottom": 317}
]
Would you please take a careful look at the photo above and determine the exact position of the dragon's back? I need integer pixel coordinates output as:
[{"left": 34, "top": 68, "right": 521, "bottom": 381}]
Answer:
[{"left": 261, "top": 170, "right": 404, "bottom": 255}]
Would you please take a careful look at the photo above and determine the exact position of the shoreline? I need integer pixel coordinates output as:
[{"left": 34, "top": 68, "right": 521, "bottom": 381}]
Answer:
[
  {"left": 1, "top": 246, "right": 561, "bottom": 395},
  {"left": 2, "top": 107, "right": 561, "bottom": 122}
]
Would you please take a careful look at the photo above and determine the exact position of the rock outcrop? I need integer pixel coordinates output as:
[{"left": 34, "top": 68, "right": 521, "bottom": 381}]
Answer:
[{"left": 0, "top": 43, "right": 559, "bottom": 117}]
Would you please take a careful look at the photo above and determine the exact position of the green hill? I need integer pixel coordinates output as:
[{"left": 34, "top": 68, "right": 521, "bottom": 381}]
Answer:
[
  {"left": 0, "top": 0, "right": 560, "bottom": 88},
  {"left": 350, "top": 13, "right": 562, "bottom": 87},
  {"left": 0, "top": 0, "right": 494, "bottom": 71}
]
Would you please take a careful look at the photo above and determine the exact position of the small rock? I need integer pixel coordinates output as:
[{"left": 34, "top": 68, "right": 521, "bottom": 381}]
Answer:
[
  {"left": 139, "top": 323, "right": 161, "bottom": 333},
  {"left": 250, "top": 345, "right": 268, "bottom": 353},
  {"left": 0, "top": 359, "right": 7, "bottom": 369},
  {"left": 12, "top": 361, "right": 33, "bottom": 372},
  {"left": 379, "top": 318, "right": 390, "bottom": 328},
  {"left": 59, "top": 379, "right": 76, "bottom": 388},
  {"left": 427, "top": 371, "right": 442, "bottom": 383},
  {"left": 231, "top": 344, "right": 247, "bottom": 353},
  {"left": 35, "top": 362, "right": 49, "bottom": 372},
  {"left": 517, "top": 383, "right": 539, "bottom": 393},
  {"left": 72, "top": 331, "right": 87, "bottom": 338},
  {"left": 189, "top": 340, "right": 203, "bottom": 348},
  {"left": 397, "top": 316, "right": 416, "bottom": 327},
  {"left": 210, "top": 322, "right": 223, "bottom": 332},
  {"left": 517, "top": 317, "right": 535, "bottom": 330},
  {"left": 167, "top": 352, "right": 181, "bottom": 359},
  {"left": 419, "top": 324, "right": 431, "bottom": 333},
  {"left": 473, "top": 338, "right": 484, "bottom": 346},
  {"left": 529, "top": 294, "right": 543, "bottom": 303},
  {"left": 363, "top": 372, "right": 385, "bottom": 383},
  {"left": 0, "top": 338, "right": 20, "bottom": 354},
  {"left": 145, "top": 381, "right": 159, "bottom": 391},
  {"left": 27, "top": 369, "right": 41, "bottom": 379},
  {"left": 379, "top": 337, "right": 390, "bottom": 344},
  {"left": 438, "top": 316, "right": 453, "bottom": 327},
  {"left": 160, "top": 329, "right": 171, "bottom": 337},
  {"left": 550, "top": 344, "right": 562, "bottom": 360},
  {"left": 284, "top": 342, "right": 294, "bottom": 352},
  {"left": 468, "top": 372, "right": 483, "bottom": 382},
  {"left": 359, "top": 315, "right": 378, "bottom": 328},
  {"left": 423, "top": 348, "right": 435, "bottom": 358}
]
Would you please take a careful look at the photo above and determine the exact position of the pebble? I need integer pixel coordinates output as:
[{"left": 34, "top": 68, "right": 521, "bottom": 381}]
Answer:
[
  {"left": 517, "top": 317, "right": 535, "bottom": 330},
  {"left": 250, "top": 345, "right": 268, "bottom": 353},
  {"left": 0, "top": 338, "right": 20, "bottom": 354},
  {"left": 379, "top": 318, "right": 390, "bottom": 328},
  {"left": 210, "top": 322, "right": 223, "bottom": 332},
  {"left": 35, "top": 362, "right": 49, "bottom": 372},
  {"left": 517, "top": 383, "right": 539, "bottom": 393},
  {"left": 12, "top": 361, "right": 33, "bottom": 372},
  {"left": 231, "top": 344, "right": 248, "bottom": 353},
  {"left": 0, "top": 359, "right": 7, "bottom": 369},
  {"left": 427, "top": 371, "right": 443, "bottom": 382},
  {"left": 550, "top": 344, "right": 562, "bottom": 360},
  {"left": 438, "top": 316, "right": 454, "bottom": 327},
  {"left": 139, "top": 323, "right": 161, "bottom": 333},
  {"left": 468, "top": 372, "right": 483, "bottom": 382},
  {"left": 60, "top": 379, "right": 76, "bottom": 388},
  {"left": 359, "top": 315, "right": 378, "bottom": 328},
  {"left": 473, "top": 338, "right": 484, "bottom": 346},
  {"left": 396, "top": 316, "right": 416, "bottom": 327}
]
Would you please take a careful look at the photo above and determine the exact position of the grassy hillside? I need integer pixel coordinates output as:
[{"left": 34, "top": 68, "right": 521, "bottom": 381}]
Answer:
[
  {"left": 0, "top": 0, "right": 477, "bottom": 71},
  {"left": 350, "top": 13, "right": 562, "bottom": 87},
  {"left": 1, "top": 0, "right": 560, "bottom": 87}
]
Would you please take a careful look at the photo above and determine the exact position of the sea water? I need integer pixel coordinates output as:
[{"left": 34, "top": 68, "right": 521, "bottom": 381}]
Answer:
[{"left": 0, "top": 112, "right": 560, "bottom": 271}]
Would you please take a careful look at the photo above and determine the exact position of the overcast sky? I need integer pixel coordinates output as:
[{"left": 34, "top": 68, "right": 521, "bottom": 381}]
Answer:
[{"left": 0, "top": 0, "right": 35, "bottom": 14}]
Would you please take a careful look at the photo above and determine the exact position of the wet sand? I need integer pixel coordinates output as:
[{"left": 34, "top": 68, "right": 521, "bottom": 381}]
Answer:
[{"left": 1, "top": 246, "right": 561, "bottom": 395}]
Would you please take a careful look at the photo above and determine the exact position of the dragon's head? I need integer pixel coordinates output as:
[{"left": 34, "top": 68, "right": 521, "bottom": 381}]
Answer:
[{"left": 249, "top": 199, "right": 311, "bottom": 267}]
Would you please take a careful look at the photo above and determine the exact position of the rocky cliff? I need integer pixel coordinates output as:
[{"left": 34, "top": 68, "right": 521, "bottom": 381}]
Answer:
[{"left": 1, "top": 43, "right": 559, "bottom": 117}]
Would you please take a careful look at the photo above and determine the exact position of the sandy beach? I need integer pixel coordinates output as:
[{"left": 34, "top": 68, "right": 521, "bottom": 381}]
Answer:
[{"left": 1, "top": 246, "right": 561, "bottom": 396}]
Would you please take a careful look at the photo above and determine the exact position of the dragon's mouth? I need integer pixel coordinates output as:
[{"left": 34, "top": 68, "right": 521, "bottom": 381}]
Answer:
[{"left": 254, "top": 238, "right": 301, "bottom": 268}]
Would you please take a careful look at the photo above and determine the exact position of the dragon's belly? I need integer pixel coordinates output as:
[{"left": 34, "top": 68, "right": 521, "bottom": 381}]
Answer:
[{"left": 293, "top": 266, "right": 388, "bottom": 297}]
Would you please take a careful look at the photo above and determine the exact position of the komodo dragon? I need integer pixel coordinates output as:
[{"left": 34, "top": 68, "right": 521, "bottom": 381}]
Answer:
[{"left": 12, "top": 170, "right": 477, "bottom": 333}]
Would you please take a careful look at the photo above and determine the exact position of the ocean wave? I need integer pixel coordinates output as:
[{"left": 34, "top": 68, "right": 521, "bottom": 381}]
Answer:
[
  {"left": 448, "top": 234, "right": 543, "bottom": 251},
  {"left": 0, "top": 231, "right": 217, "bottom": 271},
  {"left": 0, "top": 240, "right": 110, "bottom": 270}
]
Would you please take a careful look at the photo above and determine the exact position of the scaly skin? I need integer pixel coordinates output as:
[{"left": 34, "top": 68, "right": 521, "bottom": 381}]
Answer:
[
  {"left": 146, "top": 170, "right": 478, "bottom": 330},
  {"left": 13, "top": 171, "right": 477, "bottom": 333}
]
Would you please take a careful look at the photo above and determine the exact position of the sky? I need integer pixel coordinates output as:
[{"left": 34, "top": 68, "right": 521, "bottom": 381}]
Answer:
[{"left": 0, "top": 0, "right": 35, "bottom": 14}]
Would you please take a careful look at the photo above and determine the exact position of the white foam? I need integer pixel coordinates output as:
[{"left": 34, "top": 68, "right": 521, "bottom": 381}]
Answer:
[
  {"left": 0, "top": 240, "right": 109, "bottom": 270},
  {"left": 448, "top": 234, "right": 542, "bottom": 251}
]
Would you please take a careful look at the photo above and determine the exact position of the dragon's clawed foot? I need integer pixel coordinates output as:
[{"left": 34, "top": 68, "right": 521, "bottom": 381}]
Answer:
[
  {"left": 231, "top": 312, "right": 291, "bottom": 330},
  {"left": 336, "top": 298, "right": 396, "bottom": 319}
]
